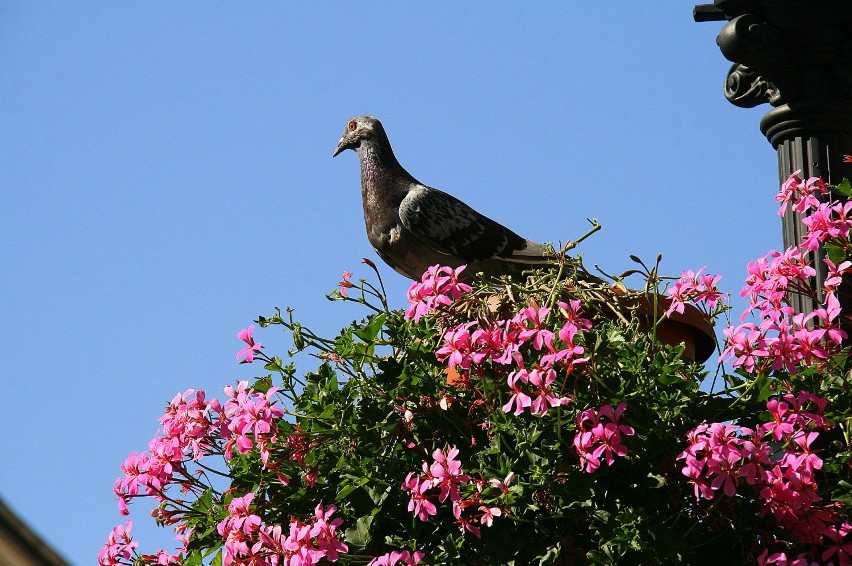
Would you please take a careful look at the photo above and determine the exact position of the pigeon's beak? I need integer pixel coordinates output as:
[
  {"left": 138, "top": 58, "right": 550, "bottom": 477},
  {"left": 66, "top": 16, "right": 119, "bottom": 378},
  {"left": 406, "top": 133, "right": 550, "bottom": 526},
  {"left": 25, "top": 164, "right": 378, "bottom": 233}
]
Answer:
[{"left": 332, "top": 136, "right": 349, "bottom": 158}]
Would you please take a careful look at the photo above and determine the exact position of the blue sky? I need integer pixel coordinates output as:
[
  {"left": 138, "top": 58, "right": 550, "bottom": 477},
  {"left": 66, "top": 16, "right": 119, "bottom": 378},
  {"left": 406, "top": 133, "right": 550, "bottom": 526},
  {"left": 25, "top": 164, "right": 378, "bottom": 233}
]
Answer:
[{"left": 1, "top": 4, "right": 781, "bottom": 564}]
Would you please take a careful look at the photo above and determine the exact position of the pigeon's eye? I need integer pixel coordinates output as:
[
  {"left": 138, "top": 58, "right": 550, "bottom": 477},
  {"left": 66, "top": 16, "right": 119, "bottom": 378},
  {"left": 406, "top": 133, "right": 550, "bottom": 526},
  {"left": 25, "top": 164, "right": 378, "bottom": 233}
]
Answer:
[{"left": 347, "top": 120, "right": 357, "bottom": 131}]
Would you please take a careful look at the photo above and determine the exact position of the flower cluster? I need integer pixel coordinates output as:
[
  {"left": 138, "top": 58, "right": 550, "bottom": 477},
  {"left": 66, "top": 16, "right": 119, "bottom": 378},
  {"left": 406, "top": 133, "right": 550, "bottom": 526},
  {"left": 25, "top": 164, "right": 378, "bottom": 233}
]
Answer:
[
  {"left": 502, "top": 367, "right": 572, "bottom": 417},
  {"left": 801, "top": 201, "right": 852, "bottom": 252},
  {"left": 108, "top": 379, "right": 299, "bottom": 564},
  {"left": 775, "top": 171, "right": 829, "bottom": 216},
  {"left": 405, "top": 264, "right": 473, "bottom": 322},
  {"left": 669, "top": 171, "right": 852, "bottom": 562},
  {"left": 367, "top": 550, "right": 428, "bottom": 566},
  {"left": 435, "top": 300, "right": 590, "bottom": 417},
  {"left": 741, "top": 247, "right": 817, "bottom": 318},
  {"left": 98, "top": 521, "right": 139, "bottom": 566},
  {"left": 222, "top": 380, "right": 286, "bottom": 469},
  {"left": 158, "top": 389, "right": 222, "bottom": 461},
  {"left": 573, "top": 403, "right": 635, "bottom": 473},
  {"left": 678, "top": 392, "right": 851, "bottom": 562},
  {"left": 217, "top": 493, "right": 348, "bottom": 566},
  {"left": 114, "top": 389, "right": 223, "bottom": 516},
  {"left": 721, "top": 171, "right": 850, "bottom": 375},
  {"left": 402, "top": 446, "right": 504, "bottom": 538},
  {"left": 665, "top": 266, "right": 725, "bottom": 317},
  {"left": 722, "top": 292, "right": 844, "bottom": 374}
]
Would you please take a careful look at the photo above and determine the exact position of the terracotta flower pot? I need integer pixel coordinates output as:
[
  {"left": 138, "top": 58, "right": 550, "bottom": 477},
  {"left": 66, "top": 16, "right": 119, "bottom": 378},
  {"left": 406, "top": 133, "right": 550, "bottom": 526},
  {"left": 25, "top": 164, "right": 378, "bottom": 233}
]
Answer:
[
  {"left": 484, "top": 289, "right": 716, "bottom": 363},
  {"left": 621, "top": 294, "right": 716, "bottom": 363}
]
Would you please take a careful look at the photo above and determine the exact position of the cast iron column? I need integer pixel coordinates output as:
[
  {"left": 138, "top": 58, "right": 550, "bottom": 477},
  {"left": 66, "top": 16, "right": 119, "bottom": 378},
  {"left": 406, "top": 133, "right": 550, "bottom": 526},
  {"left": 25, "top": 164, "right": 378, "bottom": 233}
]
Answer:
[{"left": 695, "top": 1, "right": 852, "bottom": 315}]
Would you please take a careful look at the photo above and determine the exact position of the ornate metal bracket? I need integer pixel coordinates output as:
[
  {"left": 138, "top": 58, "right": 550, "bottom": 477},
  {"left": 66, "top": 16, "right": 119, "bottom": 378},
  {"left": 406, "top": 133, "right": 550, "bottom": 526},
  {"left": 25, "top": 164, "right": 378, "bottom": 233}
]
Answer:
[
  {"left": 723, "top": 64, "right": 776, "bottom": 108},
  {"left": 695, "top": 1, "right": 852, "bottom": 109},
  {"left": 717, "top": 14, "right": 794, "bottom": 106}
]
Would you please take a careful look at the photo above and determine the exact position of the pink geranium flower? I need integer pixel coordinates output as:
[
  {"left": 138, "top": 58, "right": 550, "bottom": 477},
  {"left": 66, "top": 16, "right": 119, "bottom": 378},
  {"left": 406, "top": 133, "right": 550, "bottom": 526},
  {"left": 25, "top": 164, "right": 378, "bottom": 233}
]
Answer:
[
  {"left": 666, "top": 266, "right": 724, "bottom": 317},
  {"left": 573, "top": 403, "right": 635, "bottom": 473},
  {"left": 98, "top": 521, "right": 139, "bottom": 566},
  {"left": 235, "top": 325, "right": 262, "bottom": 363},
  {"left": 405, "top": 264, "right": 472, "bottom": 321},
  {"left": 501, "top": 369, "right": 532, "bottom": 416},
  {"left": 368, "top": 550, "right": 427, "bottom": 566},
  {"left": 435, "top": 322, "right": 477, "bottom": 370},
  {"left": 527, "top": 368, "right": 572, "bottom": 416},
  {"left": 515, "top": 305, "right": 554, "bottom": 351},
  {"left": 823, "top": 258, "right": 852, "bottom": 293},
  {"left": 774, "top": 170, "right": 829, "bottom": 217},
  {"left": 402, "top": 472, "right": 438, "bottom": 522},
  {"left": 429, "top": 446, "right": 471, "bottom": 504},
  {"left": 338, "top": 270, "right": 355, "bottom": 297},
  {"left": 310, "top": 504, "right": 348, "bottom": 561}
]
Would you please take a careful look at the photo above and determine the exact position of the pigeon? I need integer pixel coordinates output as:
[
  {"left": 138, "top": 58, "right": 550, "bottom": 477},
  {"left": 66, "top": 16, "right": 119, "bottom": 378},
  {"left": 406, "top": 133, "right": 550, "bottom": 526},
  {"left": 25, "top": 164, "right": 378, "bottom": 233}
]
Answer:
[{"left": 333, "top": 115, "right": 551, "bottom": 280}]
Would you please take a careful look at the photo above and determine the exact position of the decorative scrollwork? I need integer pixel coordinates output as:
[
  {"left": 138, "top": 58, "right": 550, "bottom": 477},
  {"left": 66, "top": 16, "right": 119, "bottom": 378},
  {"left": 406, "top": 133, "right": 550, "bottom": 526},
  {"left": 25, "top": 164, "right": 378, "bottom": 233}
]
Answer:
[
  {"left": 716, "top": 14, "right": 797, "bottom": 106},
  {"left": 724, "top": 64, "right": 777, "bottom": 108},
  {"left": 698, "top": 1, "right": 852, "bottom": 107}
]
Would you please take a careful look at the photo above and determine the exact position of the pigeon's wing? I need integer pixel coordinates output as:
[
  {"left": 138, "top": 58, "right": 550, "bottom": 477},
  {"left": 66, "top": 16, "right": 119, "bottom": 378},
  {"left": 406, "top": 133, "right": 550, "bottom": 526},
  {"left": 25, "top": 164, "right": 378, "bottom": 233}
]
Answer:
[{"left": 399, "top": 185, "right": 539, "bottom": 262}]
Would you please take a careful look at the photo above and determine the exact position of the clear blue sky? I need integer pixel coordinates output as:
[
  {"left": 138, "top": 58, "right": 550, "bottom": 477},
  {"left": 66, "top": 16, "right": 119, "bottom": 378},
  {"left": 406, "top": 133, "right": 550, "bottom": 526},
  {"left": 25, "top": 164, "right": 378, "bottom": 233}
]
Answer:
[{"left": 1, "top": 4, "right": 780, "bottom": 564}]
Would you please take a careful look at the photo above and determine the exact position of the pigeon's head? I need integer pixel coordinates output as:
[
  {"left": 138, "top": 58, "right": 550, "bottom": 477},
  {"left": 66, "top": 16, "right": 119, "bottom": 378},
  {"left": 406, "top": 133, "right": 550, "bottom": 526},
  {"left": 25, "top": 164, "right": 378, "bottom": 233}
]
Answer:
[{"left": 333, "top": 115, "right": 387, "bottom": 157}]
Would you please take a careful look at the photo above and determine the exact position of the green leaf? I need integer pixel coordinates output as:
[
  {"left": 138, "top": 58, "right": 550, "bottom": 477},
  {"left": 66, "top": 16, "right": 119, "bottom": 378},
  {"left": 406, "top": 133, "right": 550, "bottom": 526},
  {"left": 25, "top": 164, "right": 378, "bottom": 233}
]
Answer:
[
  {"left": 831, "top": 178, "right": 852, "bottom": 197},
  {"left": 825, "top": 242, "right": 847, "bottom": 264},
  {"left": 354, "top": 313, "right": 387, "bottom": 342},
  {"left": 344, "top": 514, "right": 375, "bottom": 549}
]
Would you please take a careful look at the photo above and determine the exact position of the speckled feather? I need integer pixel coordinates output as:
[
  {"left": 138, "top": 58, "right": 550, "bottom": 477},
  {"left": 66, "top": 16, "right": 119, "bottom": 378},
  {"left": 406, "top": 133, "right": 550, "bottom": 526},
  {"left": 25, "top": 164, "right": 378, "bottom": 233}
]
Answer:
[{"left": 333, "top": 115, "right": 549, "bottom": 280}]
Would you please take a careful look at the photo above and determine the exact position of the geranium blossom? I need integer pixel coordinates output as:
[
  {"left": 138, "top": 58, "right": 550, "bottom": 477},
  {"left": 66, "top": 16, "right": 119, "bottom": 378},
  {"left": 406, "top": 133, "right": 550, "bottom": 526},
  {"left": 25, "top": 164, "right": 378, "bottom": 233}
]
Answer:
[
  {"left": 429, "top": 446, "right": 471, "bottom": 504},
  {"left": 405, "top": 264, "right": 472, "bottom": 321},
  {"left": 515, "top": 305, "right": 555, "bottom": 350},
  {"left": 157, "top": 389, "right": 220, "bottom": 461},
  {"left": 402, "top": 472, "right": 438, "bottom": 521},
  {"left": 435, "top": 322, "right": 477, "bottom": 370},
  {"left": 338, "top": 270, "right": 355, "bottom": 297},
  {"left": 98, "top": 521, "right": 139, "bottom": 566},
  {"left": 775, "top": 170, "right": 829, "bottom": 216},
  {"left": 222, "top": 381, "right": 286, "bottom": 471},
  {"left": 489, "top": 472, "right": 515, "bottom": 494},
  {"left": 573, "top": 403, "right": 635, "bottom": 473},
  {"left": 541, "top": 323, "right": 588, "bottom": 369},
  {"left": 821, "top": 522, "right": 852, "bottom": 565},
  {"left": 368, "top": 550, "right": 427, "bottom": 566},
  {"left": 666, "top": 266, "right": 724, "bottom": 317},
  {"left": 114, "top": 396, "right": 220, "bottom": 517},
  {"left": 677, "top": 392, "right": 843, "bottom": 553},
  {"left": 471, "top": 322, "right": 517, "bottom": 365},
  {"left": 401, "top": 447, "right": 505, "bottom": 539},
  {"left": 527, "top": 368, "right": 572, "bottom": 416},
  {"left": 801, "top": 201, "right": 852, "bottom": 251},
  {"left": 236, "top": 325, "right": 263, "bottom": 363},
  {"left": 501, "top": 369, "right": 532, "bottom": 416},
  {"left": 823, "top": 258, "right": 852, "bottom": 293},
  {"left": 217, "top": 492, "right": 348, "bottom": 566},
  {"left": 310, "top": 504, "right": 348, "bottom": 562},
  {"left": 721, "top": 323, "right": 769, "bottom": 373}
]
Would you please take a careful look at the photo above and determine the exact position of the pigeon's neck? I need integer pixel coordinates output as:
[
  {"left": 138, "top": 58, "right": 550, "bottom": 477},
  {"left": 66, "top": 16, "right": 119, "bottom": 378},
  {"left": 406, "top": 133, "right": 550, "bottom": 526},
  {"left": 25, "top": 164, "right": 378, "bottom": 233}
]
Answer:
[{"left": 357, "top": 139, "right": 414, "bottom": 189}]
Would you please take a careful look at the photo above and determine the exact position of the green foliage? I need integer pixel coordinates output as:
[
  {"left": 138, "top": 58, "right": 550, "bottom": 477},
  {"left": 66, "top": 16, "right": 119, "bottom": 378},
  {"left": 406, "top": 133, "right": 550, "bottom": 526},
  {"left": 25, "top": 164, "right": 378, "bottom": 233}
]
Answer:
[
  {"left": 147, "top": 253, "right": 851, "bottom": 565},
  {"left": 168, "top": 254, "right": 850, "bottom": 565}
]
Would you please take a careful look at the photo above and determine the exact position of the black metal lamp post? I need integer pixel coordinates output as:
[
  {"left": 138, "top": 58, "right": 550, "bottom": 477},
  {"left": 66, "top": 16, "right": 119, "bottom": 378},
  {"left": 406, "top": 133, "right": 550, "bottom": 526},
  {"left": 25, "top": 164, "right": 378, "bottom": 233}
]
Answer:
[{"left": 695, "top": 1, "right": 852, "bottom": 315}]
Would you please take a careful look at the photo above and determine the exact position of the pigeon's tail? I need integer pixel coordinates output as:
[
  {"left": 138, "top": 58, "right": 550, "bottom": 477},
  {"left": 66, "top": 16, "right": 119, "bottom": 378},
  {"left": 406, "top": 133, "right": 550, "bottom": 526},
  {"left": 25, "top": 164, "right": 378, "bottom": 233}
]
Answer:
[{"left": 505, "top": 239, "right": 552, "bottom": 265}]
